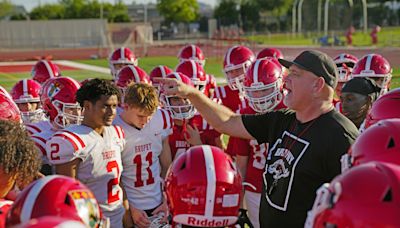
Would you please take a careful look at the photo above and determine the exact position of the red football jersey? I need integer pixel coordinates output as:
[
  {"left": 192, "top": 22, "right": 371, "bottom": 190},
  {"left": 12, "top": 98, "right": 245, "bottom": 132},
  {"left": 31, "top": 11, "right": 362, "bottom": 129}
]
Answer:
[
  {"left": 169, "top": 114, "right": 221, "bottom": 159},
  {"left": 213, "top": 85, "right": 247, "bottom": 112}
]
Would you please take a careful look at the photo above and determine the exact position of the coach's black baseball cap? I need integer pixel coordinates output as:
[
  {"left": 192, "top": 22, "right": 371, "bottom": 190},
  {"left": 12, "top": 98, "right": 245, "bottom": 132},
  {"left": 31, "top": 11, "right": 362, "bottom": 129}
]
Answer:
[{"left": 278, "top": 50, "right": 338, "bottom": 89}]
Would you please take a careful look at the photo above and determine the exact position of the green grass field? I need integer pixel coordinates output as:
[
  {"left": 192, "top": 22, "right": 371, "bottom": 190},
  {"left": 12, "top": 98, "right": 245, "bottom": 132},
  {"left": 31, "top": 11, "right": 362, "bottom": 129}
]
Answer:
[
  {"left": 249, "top": 26, "right": 400, "bottom": 47},
  {"left": 76, "top": 56, "right": 226, "bottom": 79},
  {"left": 0, "top": 56, "right": 399, "bottom": 92}
]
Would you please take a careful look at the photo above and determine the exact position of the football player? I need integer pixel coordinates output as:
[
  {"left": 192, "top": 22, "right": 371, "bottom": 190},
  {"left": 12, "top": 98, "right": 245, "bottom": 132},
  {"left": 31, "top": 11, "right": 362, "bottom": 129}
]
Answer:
[{"left": 46, "top": 78, "right": 125, "bottom": 227}]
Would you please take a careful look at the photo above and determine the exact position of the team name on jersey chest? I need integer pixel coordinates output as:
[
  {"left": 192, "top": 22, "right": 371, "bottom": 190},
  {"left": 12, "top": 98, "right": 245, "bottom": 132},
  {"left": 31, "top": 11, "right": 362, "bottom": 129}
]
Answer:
[
  {"left": 102, "top": 150, "right": 116, "bottom": 160},
  {"left": 135, "top": 143, "right": 152, "bottom": 153}
]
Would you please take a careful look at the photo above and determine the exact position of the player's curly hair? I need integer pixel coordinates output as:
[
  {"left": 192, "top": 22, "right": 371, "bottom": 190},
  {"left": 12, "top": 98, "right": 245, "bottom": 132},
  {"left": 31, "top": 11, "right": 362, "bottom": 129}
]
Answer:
[
  {"left": 0, "top": 120, "right": 41, "bottom": 187},
  {"left": 124, "top": 82, "right": 159, "bottom": 114},
  {"left": 76, "top": 78, "right": 120, "bottom": 106}
]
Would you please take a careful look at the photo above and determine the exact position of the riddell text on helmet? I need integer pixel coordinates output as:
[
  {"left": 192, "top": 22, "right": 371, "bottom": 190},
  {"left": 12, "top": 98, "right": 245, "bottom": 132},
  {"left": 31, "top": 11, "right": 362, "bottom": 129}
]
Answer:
[{"left": 187, "top": 217, "right": 230, "bottom": 227}]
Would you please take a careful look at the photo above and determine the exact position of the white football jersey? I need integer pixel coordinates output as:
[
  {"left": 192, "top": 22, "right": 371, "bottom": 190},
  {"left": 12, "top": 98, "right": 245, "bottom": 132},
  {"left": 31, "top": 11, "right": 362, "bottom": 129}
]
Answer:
[
  {"left": 114, "top": 108, "right": 173, "bottom": 210},
  {"left": 46, "top": 124, "right": 126, "bottom": 226},
  {"left": 25, "top": 120, "right": 52, "bottom": 135},
  {"left": 30, "top": 128, "right": 57, "bottom": 166}
]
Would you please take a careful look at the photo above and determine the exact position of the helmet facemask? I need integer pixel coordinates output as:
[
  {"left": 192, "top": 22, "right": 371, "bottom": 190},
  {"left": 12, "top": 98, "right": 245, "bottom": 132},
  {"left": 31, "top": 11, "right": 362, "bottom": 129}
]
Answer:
[
  {"left": 20, "top": 108, "right": 46, "bottom": 124},
  {"left": 336, "top": 63, "right": 353, "bottom": 83},
  {"left": 305, "top": 183, "right": 340, "bottom": 228},
  {"left": 244, "top": 81, "right": 282, "bottom": 113},
  {"left": 223, "top": 61, "right": 251, "bottom": 91},
  {"left": 192, "top": 78, "right": 207, "bottom": 94},
  {"left": 164, "top": 96, "right": 196, "bottom": 120},
  {"left": 53, "top": 100, "right": 83, "bottom": 128}
]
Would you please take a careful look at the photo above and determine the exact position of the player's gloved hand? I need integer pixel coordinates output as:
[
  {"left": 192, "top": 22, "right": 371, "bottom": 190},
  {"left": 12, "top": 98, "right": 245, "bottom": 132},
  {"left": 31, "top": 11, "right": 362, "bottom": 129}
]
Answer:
[{"left": 235, "top": 208, "right": 254, "bottom": 228}]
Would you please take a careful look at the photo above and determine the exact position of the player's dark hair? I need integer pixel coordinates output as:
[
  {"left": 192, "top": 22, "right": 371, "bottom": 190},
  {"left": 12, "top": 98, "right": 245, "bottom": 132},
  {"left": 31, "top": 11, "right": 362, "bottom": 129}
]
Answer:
[
  {"left": 0, "top": 120, "right": 41, "bottom": 187},
  {"left": 76, "top": 78, "right": 120, "bottom": 106}
]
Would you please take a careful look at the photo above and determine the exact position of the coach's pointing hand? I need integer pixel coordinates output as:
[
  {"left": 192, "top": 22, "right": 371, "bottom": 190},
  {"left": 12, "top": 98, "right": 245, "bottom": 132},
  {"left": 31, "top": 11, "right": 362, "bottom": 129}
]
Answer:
[{"left": 154, "top": 77, "right": 198, "bottom": 98}]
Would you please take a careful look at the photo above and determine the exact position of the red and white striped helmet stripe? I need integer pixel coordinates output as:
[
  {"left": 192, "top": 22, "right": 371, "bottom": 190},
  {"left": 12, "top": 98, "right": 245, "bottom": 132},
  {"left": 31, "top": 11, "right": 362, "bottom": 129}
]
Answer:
[
  {"left": 128, "top": 65, "right": 141, "bottom": 83},
  {"left": 190, "top": 61, "right": 198, "bottom": 79},
  {"left": 253, "top": 59, "right": 262, "bottom": 83},
  {"left": 159, "top": 66, "right": 167, "bottom": 78},
  {"left": 202, "top": 145, "right": 217, "bottom": 217},
  {"left": 225, "top": 46, "right": 237, "bottom": 66},
  {"left": 120, "top": 47, "right": 126, "bottom": 61},
  {"left": 191, "top": 45, "right": 196, "bottom": 59},
  {"left": 22, "top": 79, "right": 29, "bottom": 98},
  {"left": 20, "top": 175, "right": 58, "bottom": 222},
  {"left": 365, "top": 54, "right": 373, "bottom": 71},
  {"left": 41, "top": 60, "right": 55, "bottom": 78},
  {"left": 171, "top": 72, "right": 183, "bottom": 82}
]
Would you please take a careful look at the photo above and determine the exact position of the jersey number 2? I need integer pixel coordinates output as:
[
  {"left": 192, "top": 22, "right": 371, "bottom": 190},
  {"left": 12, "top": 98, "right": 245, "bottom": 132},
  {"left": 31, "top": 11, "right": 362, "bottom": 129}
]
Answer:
[
  {"left": 133, "top": 152, "right": 155, "bottom": 187},
  {"left": 107, "top": 160, "right": 120, "bottom": 203}
]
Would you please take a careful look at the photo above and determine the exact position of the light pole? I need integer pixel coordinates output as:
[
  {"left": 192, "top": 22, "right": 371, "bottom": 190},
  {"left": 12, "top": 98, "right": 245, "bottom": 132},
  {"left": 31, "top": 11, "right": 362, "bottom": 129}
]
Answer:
[
  {"left": 292, "top": 0, "right": 299, "bottom": 35},
  {"left": 236, "top": 3, "right": 242, "bottom": 32},
  {"left": 298, "top": 0, "right": 304, "bottom": 33},
  {"left": 324, "top": 0, "right": 330, "bottom": 36},
  {"left": 317, "top": 0, "right": 322, "bottom": 34},
  {"left": 100, "top": 0, "right": 103, "bottom": 19},
  {"left": 362, "top": 0, "right": 368, "bottom": 33}
]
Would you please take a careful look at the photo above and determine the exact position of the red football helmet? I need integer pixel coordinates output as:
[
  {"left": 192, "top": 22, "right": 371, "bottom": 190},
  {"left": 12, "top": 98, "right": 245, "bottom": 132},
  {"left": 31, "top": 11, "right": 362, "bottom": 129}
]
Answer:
[
  {"left": 256, "top": 47, "right": 283, "bottom": 60},
  {"left": 178, "top": 44, "right": 206, "bottom": 67},
  {"left": 243, "top": 58, "right": 283, "bottom": 113},
  {"left": 108, "top": 47, "right": 138, "bottom": 79},
  {"left": 165, "top": 145, "right": 243, "bottom": 227},
  {"left": 333, "top": 53, "right": 358, "bottom": 83},
  {"left": 149, "top": 65, "right": 174, "bottom": 87},
  {"left": 40, "top": 76, "right": 82, "bottom": 128},
  {"left": 364, "top": 88, "right": 400, "bottom": 129},
  {"left": 352, "top": 54, "right": 392, "bottom": 94},
  {"left": 223, "top": 45, "right": 255, "bottom": 90},
  {"left": 11, "top": 79, "right": 45, "bottom": 124},
  {"left": 116, "top": 65, "right": 151, "bottom": 89},
  {"left": 0, "top": 85, "right": 21, "bottom": 122},
  {"left": 161, "top": 72, "right": 196, "bottom": 120},
  {"left": 31, "top": 60, "right": 61, "bottom": 84},
  {"left": 176, "top": 60, "right": 207, "bottom": 94},
  {"left": 305, "top": 162, "right": 400, "bottom": 228},
  {"left": 6, "top": 175, "right": 106, "bottom": 228},
  {"left": 15, "top": 216, "right": 87, "bottom": 228},
  {"left": 343, "top": 119, "right": 400, "bottom": 172}
]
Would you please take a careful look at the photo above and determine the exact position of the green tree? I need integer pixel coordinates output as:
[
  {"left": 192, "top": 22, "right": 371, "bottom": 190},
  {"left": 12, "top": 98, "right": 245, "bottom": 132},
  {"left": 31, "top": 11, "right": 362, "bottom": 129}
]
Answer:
[
  {"left": 240, "top": 0, "right": 260, "bottom": 31},
  {"left": 28, "top": 0, "right": 130, "bottom": 22},
  {"left": 214, "top": 0, "right": 239, "bottom": 26},
  {"left": 107, "top": 2, "right": 130, "bottom": 22},
  {"left": 30, "top": 4, "right": 65, "bottom": 20},
  {"left": 0, "top": 0, "right": 13, "bottom": 19},
  {"left": 60, "top": 0, "right": 86, "bottom": 19},
  {"left": 256, "top": 0, "right": 292, "bottom": 32},
  {"left": 157, "top": 0, "right": 199, "bottom": 23}
]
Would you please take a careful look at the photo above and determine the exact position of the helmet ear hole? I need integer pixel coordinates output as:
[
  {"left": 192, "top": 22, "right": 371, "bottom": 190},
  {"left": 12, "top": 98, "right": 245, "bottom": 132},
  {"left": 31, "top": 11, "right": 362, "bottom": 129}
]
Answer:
[
  {"left": 179, "top": 161, "right": 186, "bottom": 171},
  {"left": 65, "top": 195, "right": 71, "bottom": 205},
  {"left": 388, "top": 138, "right": 395, "bottom": 149},
  {"left": 383, "top": 188, "right": 392, "bottom": 202}
]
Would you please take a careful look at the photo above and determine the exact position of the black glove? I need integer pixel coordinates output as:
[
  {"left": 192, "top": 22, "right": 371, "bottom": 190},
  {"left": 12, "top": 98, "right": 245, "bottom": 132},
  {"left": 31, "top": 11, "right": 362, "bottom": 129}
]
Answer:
[{"left": 236, "top": 208, "right": 254, "bottom": 228}]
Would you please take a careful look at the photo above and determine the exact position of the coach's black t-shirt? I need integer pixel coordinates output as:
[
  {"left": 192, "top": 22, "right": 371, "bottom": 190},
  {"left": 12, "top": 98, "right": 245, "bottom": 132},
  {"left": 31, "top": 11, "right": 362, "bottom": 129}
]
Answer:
[{"left": 242, "top": 109, "right": 358, "bottom": 228}]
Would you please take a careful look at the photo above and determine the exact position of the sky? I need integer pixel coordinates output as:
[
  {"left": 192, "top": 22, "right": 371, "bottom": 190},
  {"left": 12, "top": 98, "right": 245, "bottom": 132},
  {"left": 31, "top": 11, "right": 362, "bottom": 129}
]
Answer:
[{"left": 10, "top": 0, "right": 217, "bottom": 12}]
